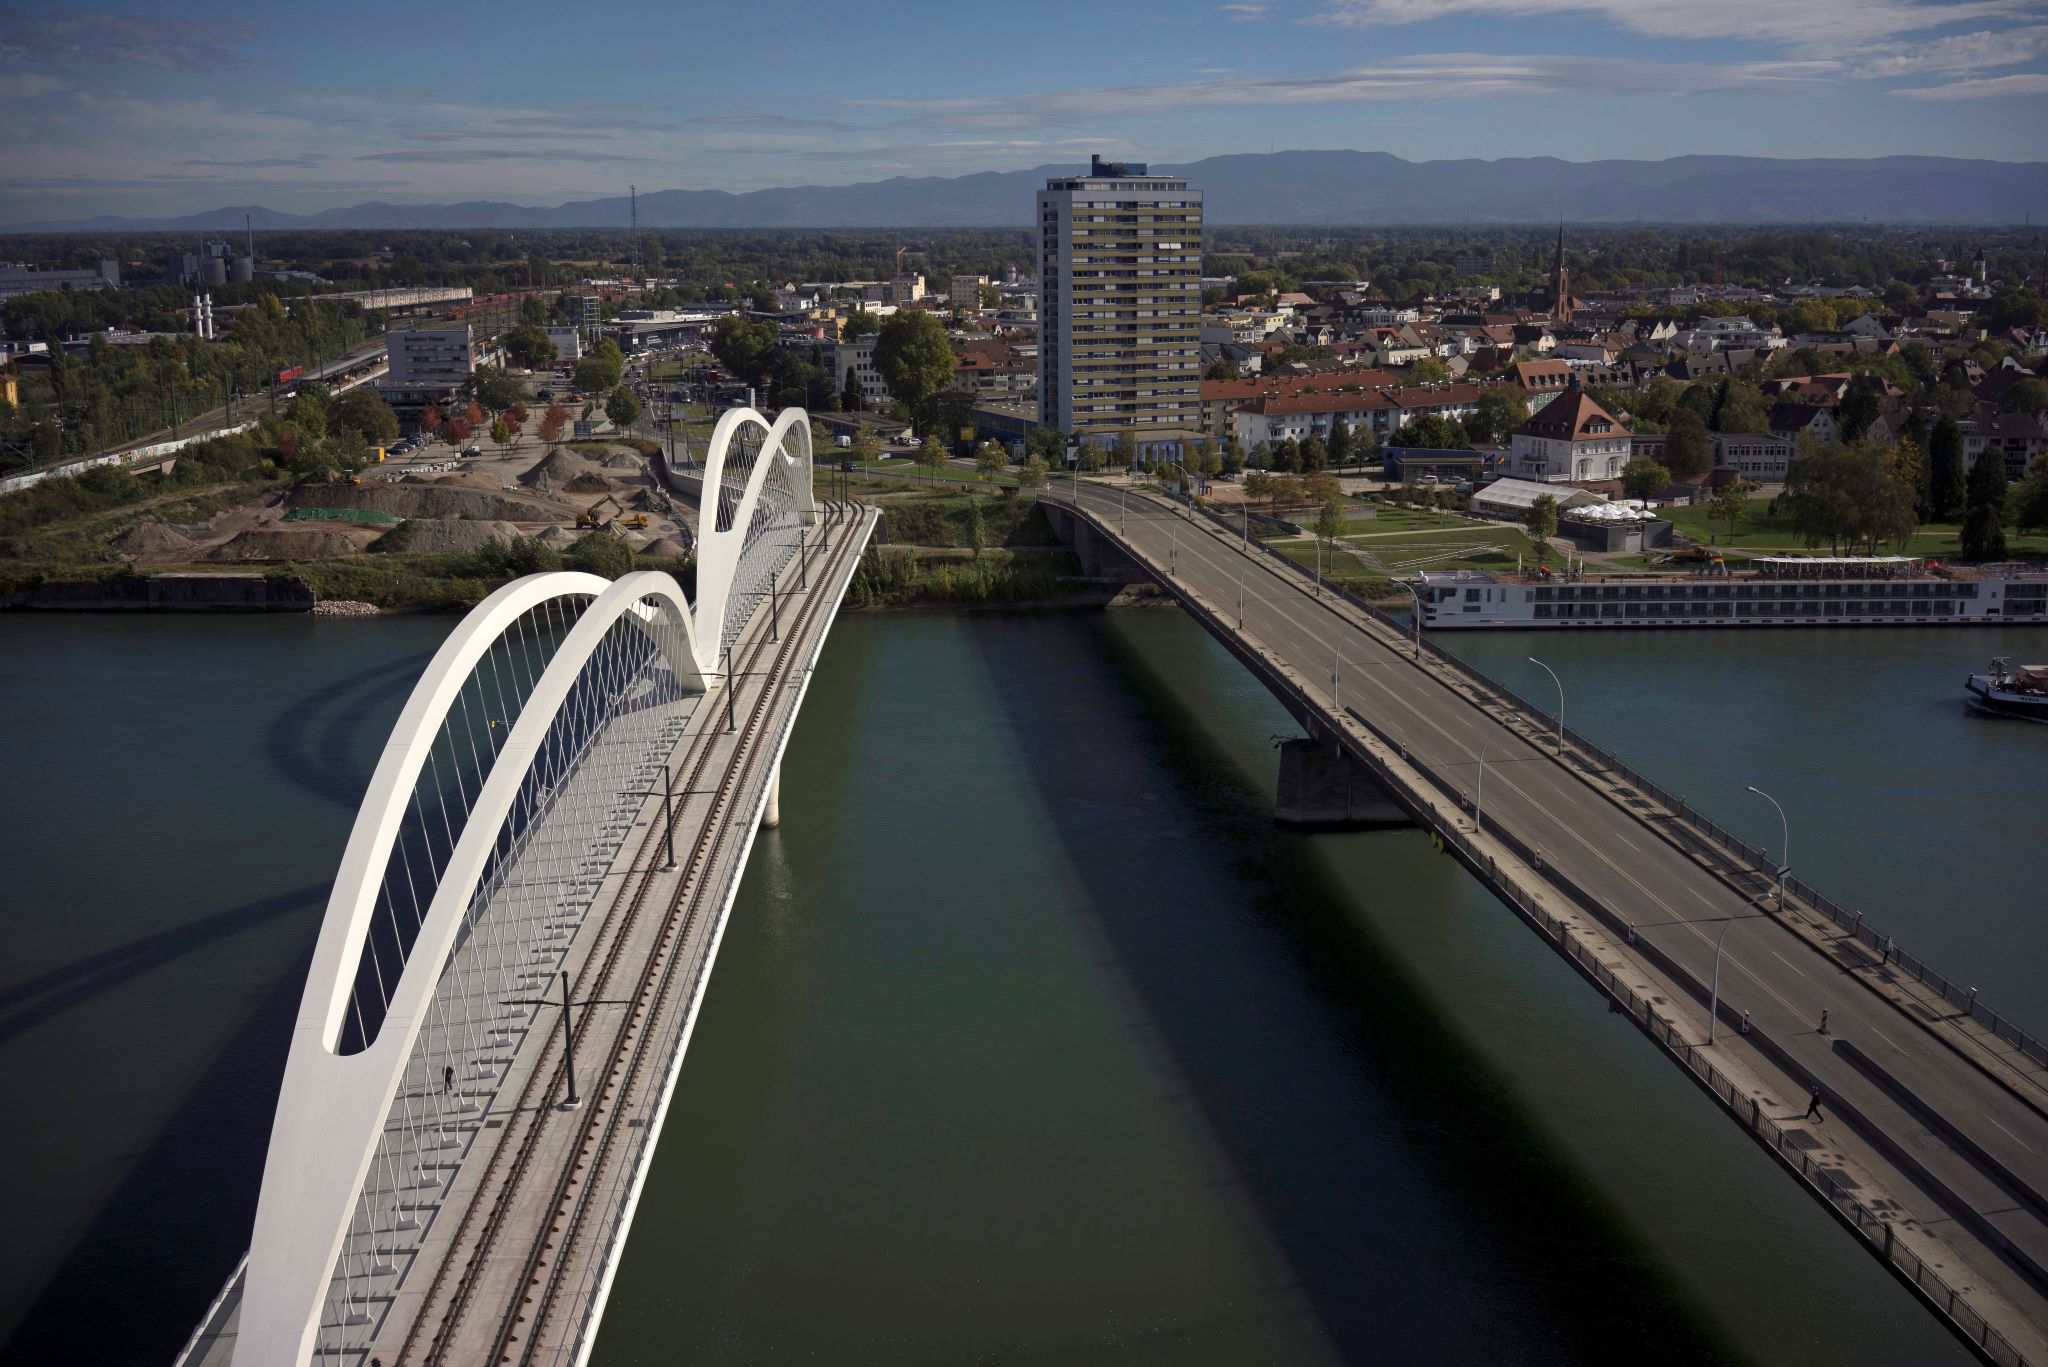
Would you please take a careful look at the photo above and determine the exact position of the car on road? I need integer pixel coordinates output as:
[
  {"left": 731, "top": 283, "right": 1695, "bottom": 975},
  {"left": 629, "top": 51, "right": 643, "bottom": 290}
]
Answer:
[
  {"left": 460, "top": 445, "right": 482, "bottom": 458},
  {"left": 535, "top": 389, "right": 552, "bottom": 400},
  {"left": 837, "top": 460, "right": 856, "bottom": 472}
]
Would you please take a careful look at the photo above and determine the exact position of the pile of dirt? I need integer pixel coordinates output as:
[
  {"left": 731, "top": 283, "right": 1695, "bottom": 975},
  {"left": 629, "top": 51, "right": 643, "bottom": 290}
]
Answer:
[
  {"left": 563, "top": 472, "right": 612, "bottom": 495},
  {"left": 601, "top": 451, "right": 642, "bottom": 470},
  {"left": 110, "top": 522, "right": 195, "bottom": 559},
  {"left": 208, "top": 524, "right": 381, "bottom": 562},
  {"left": 535, "top": 526, "right": 578, "bottom": 548},
  {"left": 397, "top": 518, "right": 528, "bottom": 555},
  {"left": 520, "top": 449, "right": 602, "bottom": 489},
  {"left": 288, "top": 482, "right": 567, "bottom": 523},
  {"left": 638, "top": 536, "right": 691, "bottom": 560}
]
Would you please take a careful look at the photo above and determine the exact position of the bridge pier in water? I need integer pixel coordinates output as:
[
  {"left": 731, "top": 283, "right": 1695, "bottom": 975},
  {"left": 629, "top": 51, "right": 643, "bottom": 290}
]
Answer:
[
  {"left": 761, "top": 762, "right": 781, "bottom": 829},
  {"left": 1042, "top": 502, "right": 1144, "bottom": 585},
  {"left": 1274, "top": 737, "right": 1409, "bottom": 829}
]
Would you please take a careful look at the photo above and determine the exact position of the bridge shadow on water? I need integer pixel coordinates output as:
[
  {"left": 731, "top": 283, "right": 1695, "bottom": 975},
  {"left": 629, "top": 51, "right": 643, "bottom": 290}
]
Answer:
[
  {"left": 0, "top": 896, "right": 315, "bottom": 1366},
  {"left": 263, "top": 649, "right": 434, "bottom": 807},
  {"left": 969, "top": 613, "right": 1750, "bottom": 1367}
]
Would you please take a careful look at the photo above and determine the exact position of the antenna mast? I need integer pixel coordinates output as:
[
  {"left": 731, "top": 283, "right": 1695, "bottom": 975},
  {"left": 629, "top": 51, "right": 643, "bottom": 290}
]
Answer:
[{"left": 629, "top": 185, "right": 640, "bottom": 289}]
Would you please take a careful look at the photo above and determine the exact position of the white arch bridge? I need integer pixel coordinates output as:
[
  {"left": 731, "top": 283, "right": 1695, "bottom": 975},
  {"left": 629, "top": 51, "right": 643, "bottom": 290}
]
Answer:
[{"left": 179, "top": 408, "right": 877, "bottom": 1367}]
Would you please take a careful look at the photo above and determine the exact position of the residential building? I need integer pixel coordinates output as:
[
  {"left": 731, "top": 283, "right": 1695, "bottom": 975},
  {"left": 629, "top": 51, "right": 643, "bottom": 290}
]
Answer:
[
  {"left": 1509, "top": 386, "right": 1630, "bottom": 482},
  {"left": 545, "top": 326, "right": 582, "bottom": 362},
  {"left": 1036, "top": 155, "right": 1203, "bottom": 436},
  {"left": 1769, "top": 404, "right": 1842, "bottom": 445},
  {"left": 1231, "top": 381, "right": 1483, "bottom": 450},
  {"left": 835, "top": 333, "right": 891, "bottom": 409},
  {"left": 891, "top": 274, "right": 925, "bottom": 304},
  {"left": 1712, "top": 432, "right": 1796, "bottom": 482},
  {"left": 1958, "top": 407, "right": 2048, "bottom": 479},
  {"left": 949, "top": 275, "right": 988, "bottom": 310}
]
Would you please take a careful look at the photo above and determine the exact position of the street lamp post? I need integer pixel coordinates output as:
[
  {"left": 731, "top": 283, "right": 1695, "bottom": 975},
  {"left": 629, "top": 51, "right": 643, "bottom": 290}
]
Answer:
[
  {"left": 1333, "top": 638, "right": 1343, "bottom": 711},
  {"left": 1707, "top": 916, "right": 1735, "bottom": 1044},
  {"left": 1400, "top": 583, "right": 1424, "bottom": 660},
  {"left": 1528, "top": 656, "right": 1565, "bottom": 755},
  {"left": 1747, "top": 785, "right": 1791, "bottom": 907},
  {"left": 1237, "top": 570, "right": 1245, "bottom": 631},
  {"left": 1474, "top": 721, "right": 1505, "bottom": 832}
]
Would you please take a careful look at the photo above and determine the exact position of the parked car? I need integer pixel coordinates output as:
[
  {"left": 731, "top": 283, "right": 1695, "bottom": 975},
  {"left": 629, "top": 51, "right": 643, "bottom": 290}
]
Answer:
[{"left": 460, "top": 445, "right": 482, "bottom": 458}]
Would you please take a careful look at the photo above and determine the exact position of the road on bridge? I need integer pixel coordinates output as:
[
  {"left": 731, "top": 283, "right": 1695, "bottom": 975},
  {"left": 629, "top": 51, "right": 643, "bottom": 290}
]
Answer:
[{"left": 1053, "top": 479, "right": 2048, "bottom": 1365}]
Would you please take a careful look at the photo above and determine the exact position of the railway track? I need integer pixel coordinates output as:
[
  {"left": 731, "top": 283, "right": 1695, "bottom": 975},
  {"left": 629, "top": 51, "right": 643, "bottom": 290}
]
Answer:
[{"left": 396, "top": 500, "right": 865, "bottom": 1366}]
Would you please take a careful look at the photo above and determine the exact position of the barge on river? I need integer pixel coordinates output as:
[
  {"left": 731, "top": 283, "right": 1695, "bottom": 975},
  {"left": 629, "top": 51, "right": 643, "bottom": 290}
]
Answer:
[
  {"left": 1966, "top": 657, "right": 2048, "bottom": 721},
  {"left": 1417, "top": 556, "right": 2048, "bottom": 630}
]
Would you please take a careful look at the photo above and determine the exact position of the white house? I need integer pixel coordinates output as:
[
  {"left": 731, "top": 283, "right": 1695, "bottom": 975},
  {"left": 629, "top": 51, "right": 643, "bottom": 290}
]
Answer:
[{"left": 1509, "top": 388, "right": 1631, "bottom": 482}]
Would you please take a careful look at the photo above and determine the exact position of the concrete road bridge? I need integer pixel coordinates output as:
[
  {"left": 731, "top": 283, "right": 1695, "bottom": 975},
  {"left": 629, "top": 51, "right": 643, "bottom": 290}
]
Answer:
[
  {"left": 1041, "top": 478, "right": 2048, "bottom": 1367},
  {"left": 178, "top": 407, "right": 876, "bottom": 1367}
]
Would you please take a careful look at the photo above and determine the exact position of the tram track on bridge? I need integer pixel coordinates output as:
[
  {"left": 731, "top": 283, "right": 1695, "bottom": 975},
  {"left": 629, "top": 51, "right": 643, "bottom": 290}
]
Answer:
[{"left": 400, "top": 500, "right": 866, "bottom": 1367}]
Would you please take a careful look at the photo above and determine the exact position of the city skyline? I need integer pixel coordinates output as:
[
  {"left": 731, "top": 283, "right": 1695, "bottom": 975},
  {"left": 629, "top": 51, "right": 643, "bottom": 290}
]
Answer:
[{"left": 3, "top": 0, "right": 2047, "bottom": 223}]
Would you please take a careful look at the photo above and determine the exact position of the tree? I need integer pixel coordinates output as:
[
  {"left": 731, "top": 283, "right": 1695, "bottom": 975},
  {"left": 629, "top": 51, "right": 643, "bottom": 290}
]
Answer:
[
  {"left": 1664, "top": 409, "right": 1713, "bottom": 481},
  {"left": 1621, "top": 459, "right": 1671, "bottom": 500},
  {"left": 285, "top": 391, "right": 327, "bottom": 439},
  {"left": 2013, "top": 458, "right": 2048, "bottom": 536},
  {"left": 1961, "top": 442, "right": 2010, "bottom": 562},
  {"left": 1525, "top": 492, "right": 1558, "bottom": 548},
  {"left": 1206, "top": 358, "right": 1242, "bottom": 380},
  {"left": 1327, "top": 415, "right": 1352, "bottom": 471},
  {"left": 572, "top": 356, "right": 618, "bottom": 397},
  {"left": 1411, "top": 356, "right": 1450, "bottom": 382},
  {"left": 1299, "top": 435, "right": 1329, "bottom": 472},
  {"left": 709, "top": 315, "right": 778, "bottom": 383},
  {"left": 1929, "top": 416, "right": 1966, "bottom": 521},
  {"left": 1783, "top": 438, "right": 1918, "bottom": 555},
  {"left": 2001, "top": 378, "right": 2048, "bottom": 416},
  {"left": 1390, "top": 414, "right": 1467, "bottom": 449},
  {"left": 872, "top": 311, "right": 954, "bottom": 433},
  {"left": 1314, "top": 497, "right": 1347, "bottom": 570},
  {"left": 842, "top": 367, "right": 864, "bottom": 413},
  {"left": 503, "top": 323, "right": 555, "bottom": 369},
  {"left": 850, "top": 425, "right": 883, "bottom": 466},
  {"left": 1466, "top": 388, "right": 1529, "bottom": 446},
  {"left": 418, "top": 402, "right": 443, "bottom": 438},
  {"left": 468, "top": 365, "right": 524, "bottom": 414},
  {"left": 916, "top": 433, "right": 948, "bottom": 480},
  {"left": 566, "top": 531, "right": 634, "bottom": 579},
  {"left": 973, "top": 440, "right": 1007, "bottom": 480},
  {"left": 606, "top": 386, "right": 642, "bottom": 428},
  {"left": 1835, "top": 384, "right": 1880, "bottom": 443},
  {"left": 443, "top": 415, "right": 473, "bottom": 447},
  {"left": 331, "top": 388, "right": 400, "bottom": 444},
  {"left": 538, "top": 403, "right": 568, "bottom": 445},
  {"left": 841, "top": 307, "right": 881, "bottom": 340},
  {"left": 1713, "top": 385, "right": 1770, "bottom": 434},
  {"left": 1707, "top": 479, "right": 1752, "bottom": 541},
  {"left": 1020, "top": 455, "right": 1049, "bottom": 489},
  {"left": 489, "top": 415, "right": 514, "bottom": 456},
  {"left": 967, "top": 500, "right": 987, "bottom": 559}
]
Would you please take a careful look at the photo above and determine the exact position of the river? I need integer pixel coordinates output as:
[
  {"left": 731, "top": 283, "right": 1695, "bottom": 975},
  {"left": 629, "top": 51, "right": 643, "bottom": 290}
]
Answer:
[{"left": 1, "top": 609, "right": 2040, "bottom": 1364}]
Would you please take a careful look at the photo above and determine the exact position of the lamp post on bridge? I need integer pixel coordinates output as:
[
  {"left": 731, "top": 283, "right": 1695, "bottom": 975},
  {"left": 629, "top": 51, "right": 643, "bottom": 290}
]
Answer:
[
  {"left": 1473, "top": 720, "right": 1505, "bottom": 833},
  {"left": 1528, "top": 656, "right": 1565, "bottom": 755},
  {"left": 1747, "top": 784, "right": 1791, "bottom": 908},
  {"left": 1399, "top": 582, "right": 1424, "bottom": 661},
  {"left": 1706, "top": 893, "right": 1769, "bottom": 1044}
]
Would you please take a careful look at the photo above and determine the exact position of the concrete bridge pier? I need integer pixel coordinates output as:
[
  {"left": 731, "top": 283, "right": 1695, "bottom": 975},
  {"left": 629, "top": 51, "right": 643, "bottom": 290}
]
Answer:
[
  {"left": 1042, "top": 502, "right": 1144, "bottom": 584},
  {"left": 1275, "top": 737, "right": 1410, "bottom": 829},
  {"left": 760, "top": 762, "right": 781, "bottom": 829}
]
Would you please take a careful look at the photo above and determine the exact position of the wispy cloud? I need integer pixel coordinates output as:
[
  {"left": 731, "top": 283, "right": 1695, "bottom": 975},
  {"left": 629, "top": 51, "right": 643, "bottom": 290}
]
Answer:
[
  {"left": 179, "top": 153, "right": 328, "bottom": 169},
  {"left": 1219, "top": 1, "right": 1272, "bottom": 19},
  {"left": 1306, "top": 0, "right": 2040, "bottom": 48},
  {"left": 0, "top": 7, "right": 261, "bottom": 70},
  {"left": 0, "top": 72, "right": 69, "bottom": 100},
  {"left": 1893, "top": 71, "right": 2048, "bottom": 98},
  {"left": 851, "top": 53, "right": 1831, "bottom": 128},
  {"left": 353, "top": 148, "right": 657, "bottom": 164},
  {"left": 1849, "top": 25, "right": 2048, "bottom": 78},
  {"left": 690, "top": 112, "right": 862, "bottom": 130}
]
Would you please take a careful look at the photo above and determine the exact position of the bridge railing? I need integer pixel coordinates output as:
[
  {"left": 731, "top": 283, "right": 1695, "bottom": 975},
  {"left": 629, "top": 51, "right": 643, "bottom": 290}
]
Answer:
[
  {"left": 1143, "top": 528, "right": 2033, "bottom": 1366},
  {"left": 1188, "top": 497, "right": 2048, "bottom": 1077}
]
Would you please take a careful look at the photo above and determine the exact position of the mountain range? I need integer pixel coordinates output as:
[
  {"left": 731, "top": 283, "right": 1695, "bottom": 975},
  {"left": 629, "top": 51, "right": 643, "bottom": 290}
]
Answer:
[{"left": 8, "top": 150, "right": 2047, "bottom": 233}]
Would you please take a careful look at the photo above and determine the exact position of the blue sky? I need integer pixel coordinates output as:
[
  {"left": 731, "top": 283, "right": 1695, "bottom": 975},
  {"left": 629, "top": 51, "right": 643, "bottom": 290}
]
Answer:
[{"left": 2, "top": 0, "right": 2046, "bottom": 220}]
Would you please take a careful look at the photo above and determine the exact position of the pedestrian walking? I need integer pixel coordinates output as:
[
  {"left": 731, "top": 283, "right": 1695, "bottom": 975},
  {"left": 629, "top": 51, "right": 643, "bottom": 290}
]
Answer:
[
  {"left": 442, "top": 1064, "right": 454, "bottom": 1094},
  {"left": 1882, "top": 935, "right": 1893, "bottom": 966},
  {"left": 1740, "top": 1010, "right": 1751, "bottom": 1035},
  {"left": 1626, "top": 919, "right": 1637, "bottom": 945},
  {"left": 1805, "top": 1085, "right": 1824, "bottom": 1121},
  {"left": 1818, "top": 1008, "right": 1829, "bottom": 1034}
]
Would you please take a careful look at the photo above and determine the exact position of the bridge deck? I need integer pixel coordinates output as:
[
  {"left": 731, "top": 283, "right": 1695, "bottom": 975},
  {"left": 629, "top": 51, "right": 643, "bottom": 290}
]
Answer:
[
  {"left": 179, "top": 501, "right": 877, "bottom": 1367},
  {"left": 1052, "top": 481, "right": 2048, "bottom": 1367}
]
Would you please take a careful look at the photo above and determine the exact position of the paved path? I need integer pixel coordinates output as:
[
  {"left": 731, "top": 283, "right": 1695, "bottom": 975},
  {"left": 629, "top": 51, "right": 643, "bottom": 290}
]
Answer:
[{"left": 1055, "top": 480, "right": 2048, "bottom": 1365}]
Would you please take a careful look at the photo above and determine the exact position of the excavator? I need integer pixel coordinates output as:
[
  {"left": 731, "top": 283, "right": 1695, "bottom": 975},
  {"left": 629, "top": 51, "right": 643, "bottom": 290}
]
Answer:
[{"left": 577, "top": 494, "right": 622, "bottom": 530}]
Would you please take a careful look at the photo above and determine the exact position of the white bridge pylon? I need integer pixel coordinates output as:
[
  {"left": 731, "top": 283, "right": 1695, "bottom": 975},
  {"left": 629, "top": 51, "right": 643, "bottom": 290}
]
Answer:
[{"left": 228, "top": 408, "right": 816, "bottom": 1366}]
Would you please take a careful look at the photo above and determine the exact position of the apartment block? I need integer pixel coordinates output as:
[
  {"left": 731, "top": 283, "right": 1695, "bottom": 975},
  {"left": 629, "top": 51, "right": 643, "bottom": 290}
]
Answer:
[{"left": 1036, "top": 156, "right": 1202, "bottom": 436}]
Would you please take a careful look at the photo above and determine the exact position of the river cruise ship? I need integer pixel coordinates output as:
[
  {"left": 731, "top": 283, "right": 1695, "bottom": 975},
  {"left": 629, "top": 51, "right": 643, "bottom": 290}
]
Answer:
[{"left": 1416, "top": 556, "right": 2048, "bottom": 631}]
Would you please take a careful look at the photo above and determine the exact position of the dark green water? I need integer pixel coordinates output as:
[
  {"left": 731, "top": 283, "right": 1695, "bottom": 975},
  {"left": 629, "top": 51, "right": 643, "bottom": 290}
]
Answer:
[{"left": 2, "top": 610, "right": 2036, "bottom": 1364}]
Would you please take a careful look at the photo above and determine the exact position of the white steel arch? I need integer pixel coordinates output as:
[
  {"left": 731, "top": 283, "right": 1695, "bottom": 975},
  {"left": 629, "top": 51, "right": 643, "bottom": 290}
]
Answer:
[{"left": 230, "top": 408, "right": 818, "bottom": 1366}]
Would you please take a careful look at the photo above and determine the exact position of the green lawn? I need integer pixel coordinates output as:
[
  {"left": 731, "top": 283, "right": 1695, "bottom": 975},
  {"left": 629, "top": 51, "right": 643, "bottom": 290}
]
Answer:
[
  {"left": 1348, "top": 503, "right": 1473, "bottom": 532},
  {"left": 1667, "top": 496, "right": 2048, "bottom": 561},
  {"left": 1278, "top": 527, "right": 1549, "bottom": 576}
]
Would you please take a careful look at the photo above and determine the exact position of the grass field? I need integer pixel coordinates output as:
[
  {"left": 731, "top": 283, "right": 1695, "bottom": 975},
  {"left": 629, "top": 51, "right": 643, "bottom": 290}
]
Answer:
[{"left": 1666, "top": 496, "right": 2048, "bottom": 561}]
